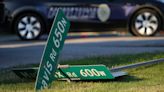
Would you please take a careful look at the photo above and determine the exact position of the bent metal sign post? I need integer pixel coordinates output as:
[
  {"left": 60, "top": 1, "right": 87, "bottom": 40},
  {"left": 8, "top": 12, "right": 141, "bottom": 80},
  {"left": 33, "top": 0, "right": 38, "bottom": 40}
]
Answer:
[{"left": 35, "top": 9, "right": 70, "bottom": 91}]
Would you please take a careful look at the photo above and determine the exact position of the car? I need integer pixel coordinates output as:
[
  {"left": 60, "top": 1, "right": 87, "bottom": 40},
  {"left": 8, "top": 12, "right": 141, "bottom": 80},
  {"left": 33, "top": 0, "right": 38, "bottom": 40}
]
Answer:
[{"left": 2, "top": 0, "right": 164, "bottom": 40}]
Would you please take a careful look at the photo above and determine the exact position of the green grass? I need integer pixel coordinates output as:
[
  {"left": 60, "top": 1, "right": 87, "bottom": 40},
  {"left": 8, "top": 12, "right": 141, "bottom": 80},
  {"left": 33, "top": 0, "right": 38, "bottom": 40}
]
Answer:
[{"left": 0, "top": 52, "right": 164, "bottom": 92}]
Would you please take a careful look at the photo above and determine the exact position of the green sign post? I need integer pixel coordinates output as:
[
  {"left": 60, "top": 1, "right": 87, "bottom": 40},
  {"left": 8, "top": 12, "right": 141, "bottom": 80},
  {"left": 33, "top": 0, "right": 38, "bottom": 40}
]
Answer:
[{"left": 35, "top": 9, "right": 70, "bottom": 91}]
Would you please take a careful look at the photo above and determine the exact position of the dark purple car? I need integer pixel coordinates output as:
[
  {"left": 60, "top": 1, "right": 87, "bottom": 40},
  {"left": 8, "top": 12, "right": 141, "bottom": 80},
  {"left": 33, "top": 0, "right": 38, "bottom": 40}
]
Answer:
[{"left": 1, "top": 0, "right": 164, "bottom": 40}]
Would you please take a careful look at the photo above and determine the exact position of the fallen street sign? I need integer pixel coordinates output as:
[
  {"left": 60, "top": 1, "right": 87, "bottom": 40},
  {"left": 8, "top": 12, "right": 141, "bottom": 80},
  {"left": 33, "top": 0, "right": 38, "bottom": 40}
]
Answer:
[
  {"left": 55, "top": 65, "right": 115, "bottom": 80},
  {"left": 13, "top": 65, "right": 127, "bottom": 81},
  {"left": 35, "top": 9, "right": 70, "bottom": 91}
]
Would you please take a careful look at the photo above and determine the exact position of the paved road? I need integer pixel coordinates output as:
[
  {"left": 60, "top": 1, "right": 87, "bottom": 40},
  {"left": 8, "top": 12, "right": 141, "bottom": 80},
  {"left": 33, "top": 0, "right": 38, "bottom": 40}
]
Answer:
[{"left": 0, "top": 34, "right": 164, "bottom": 69}]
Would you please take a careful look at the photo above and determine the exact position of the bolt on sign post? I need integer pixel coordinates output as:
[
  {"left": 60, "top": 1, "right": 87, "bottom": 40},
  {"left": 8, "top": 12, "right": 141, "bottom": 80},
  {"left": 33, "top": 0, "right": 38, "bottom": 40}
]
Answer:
[{"left": 35, "top": 9, "right": 70, "bottom": 91}]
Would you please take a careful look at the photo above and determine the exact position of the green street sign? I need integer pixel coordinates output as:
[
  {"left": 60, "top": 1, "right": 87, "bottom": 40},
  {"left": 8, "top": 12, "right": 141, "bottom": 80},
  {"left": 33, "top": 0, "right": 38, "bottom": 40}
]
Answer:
[
  {"left": 35, "top": 9, "right": 70, "bottom": 91},
  {"left": 55, "top": 65, "right": 115, "bottom": 80},
  {"left": 13, "top": 65, "right": 128, "bottom": 81}
]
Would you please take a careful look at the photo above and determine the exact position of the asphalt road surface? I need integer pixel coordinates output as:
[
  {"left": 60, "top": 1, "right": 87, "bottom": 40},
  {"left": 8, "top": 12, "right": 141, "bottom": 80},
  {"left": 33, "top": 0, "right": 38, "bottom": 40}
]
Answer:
[{"left": 0, "top": 33, "right": 164, "bottom": 69}]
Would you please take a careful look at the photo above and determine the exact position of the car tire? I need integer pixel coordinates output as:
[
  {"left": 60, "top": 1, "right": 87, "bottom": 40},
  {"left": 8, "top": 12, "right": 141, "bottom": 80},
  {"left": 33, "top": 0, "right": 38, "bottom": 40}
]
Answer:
[
  {"left": 129, "top": 8, "right": 161, "bottom": 36},
  {"left": 13, "top": 12, "right": 45, "bottom": 40}
]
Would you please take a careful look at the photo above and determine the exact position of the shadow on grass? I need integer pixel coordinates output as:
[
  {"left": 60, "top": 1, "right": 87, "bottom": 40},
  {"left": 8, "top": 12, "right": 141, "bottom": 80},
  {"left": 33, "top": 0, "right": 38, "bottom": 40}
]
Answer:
[{"left": 112, "top": 75, "right": 143, "bottom": 82}]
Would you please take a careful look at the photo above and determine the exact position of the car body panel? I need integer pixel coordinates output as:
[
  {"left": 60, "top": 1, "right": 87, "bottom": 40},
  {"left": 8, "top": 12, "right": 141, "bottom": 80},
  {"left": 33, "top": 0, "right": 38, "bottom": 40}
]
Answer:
[{"left": 2, "top": 0, "right": 164, "bottom": 30}]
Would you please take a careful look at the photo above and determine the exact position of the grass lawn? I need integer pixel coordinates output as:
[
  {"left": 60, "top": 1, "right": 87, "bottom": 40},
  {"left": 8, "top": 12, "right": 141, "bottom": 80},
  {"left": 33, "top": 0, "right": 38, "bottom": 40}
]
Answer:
[{"left": 0, "top": 52, "right": 164, "bottom": 92}]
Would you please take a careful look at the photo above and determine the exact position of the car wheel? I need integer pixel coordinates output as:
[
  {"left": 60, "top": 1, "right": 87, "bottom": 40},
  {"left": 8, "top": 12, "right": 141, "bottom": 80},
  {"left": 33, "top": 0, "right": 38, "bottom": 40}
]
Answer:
[
  {"left": 129, "top": 9, "right": 161, "bottom": 36},
  {"left": 14, "top": 13, "right": 45, "bottom": 40}
]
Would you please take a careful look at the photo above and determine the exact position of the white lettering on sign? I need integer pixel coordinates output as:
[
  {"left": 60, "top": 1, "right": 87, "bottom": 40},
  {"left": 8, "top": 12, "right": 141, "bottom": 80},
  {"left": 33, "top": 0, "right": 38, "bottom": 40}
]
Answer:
[
  {"left": 41, "top": 80, "right": 48, "bottom": 90},
  {"left": 48, "top": 7, "right": 97, "bottom": 20},
  {"left": 99, "top": 71, "right": 106, "bottom": 76},
  {"left": 85, "top": 69, "right": 94, "bottom": 77},
  {"left": 49, "top": 48, "right": 57, "bottom": 62},
  {"left": 91, "top": 69, "right": 101, "bottom": 77},
  {"left": 41, "top": 61, "right": 53, "bottom": 89},
  {"left": 55, "top": 72, "right": 65, "bottom": 78},
  {"left": 43, "top": 71, "right": 49, "bottom": 81},
  {"left": 44, "top": 61, "right": 52, "bottom": 75},
  {"left": 80, "top": 69, "right": 107, "bottom": 77},
  {"left": 53, "top": 17, "right": 67, "bottom": 48},
  {"left": 66, "top": 72, "right": 78, "bottom": 78}
]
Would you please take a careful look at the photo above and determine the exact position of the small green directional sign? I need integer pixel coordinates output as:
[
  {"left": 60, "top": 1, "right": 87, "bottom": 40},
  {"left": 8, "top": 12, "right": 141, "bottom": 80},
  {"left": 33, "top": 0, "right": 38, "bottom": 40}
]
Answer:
[
  {"left": 55, "top": 65, "right": 114, "bottom": 80},
  {"left": 35, "top": 9, "right": 70, "bottom": 91},
  {"left": 13, "top": 65, "right": 117, "bottom": 81}
]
